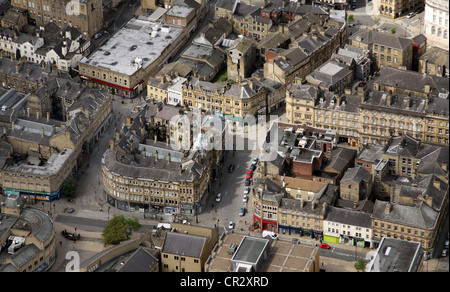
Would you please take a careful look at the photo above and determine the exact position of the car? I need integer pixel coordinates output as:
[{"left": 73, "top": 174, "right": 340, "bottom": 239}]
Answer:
[
  {"left": 215, "top": 193, "right": 222, "bottom": 202},
  {"left": 228, "top": 164, "right": 235, "bottom": 173},
  {"left": 228, "top": 221, "right": 234, "bottom": 230},
  {"left": 250, "top": 164, "right": 257, "bottom": 171},
  {"left": 407, "top": 12, "right": 415, "bottom": 19},
  {"left": 243, "top": 195, "right": 248, "bottom": 203},
  {"left": 94, "top": 33, "right": 102, "bottom": 39},
  {"left": 245, "top": 178, "right": 251, "bottom": 186},
  {"left": 252, "top": 157, "right": 259, "bottom": 165},
  {"left": 246, "top": 170, "right": 253, "bottom": 179},
  {"left": 320, "top": 243, "right": 331, "bottom": 249},
  {"left": 442, "top": 248, "right": 448, "bottom": 257},
  {"left": 263, "top": 231, "right": 278, "bottom": 240},
  {"left": 415, "top": 7, "right": 424, "bottom": 14},
  {"left": 444, "top": 239, "right": 449, "bottom": 249},
  {"left": 239, "top": 206, "right": 245, "bottom": 216},
  {"left": 243, "top": 187, "right": 250, "bottom": 195}
]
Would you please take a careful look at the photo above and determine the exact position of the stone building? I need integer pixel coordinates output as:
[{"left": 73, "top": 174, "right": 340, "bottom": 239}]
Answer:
[
  {"left": 0, "top": 194, "right": 56, "bottom": 272},
  {"left": 9, "top": 0, "right": 103, "bottom": 38}
]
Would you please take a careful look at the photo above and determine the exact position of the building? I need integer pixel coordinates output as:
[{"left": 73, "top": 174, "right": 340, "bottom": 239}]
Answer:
[
  {"left": 339, "top": 166, "right": 373, "bottom": 202},
  {"left": 1, "top": 148, "right": 75, "bottom": 201},
  {"left": 0, "top": 58, "right": 48, "bottom": 94},
  {"left": 226, "top": 36, "right": 257, "bottom": 82},
  {"left": 349, "top": 29, "right": 414, "bottom": 71},
  {"left": 0, "top": 194, "right": 56, "bottom": 272},
  {"left": 160, "top": 223, "right": 217, "bottom": 272},
  {"left": 424, "top": 0, "right": 449, "bottom": 50},
  {"left": 0, "top": 28, "right": 44, "bottom": 62},
  {"left": 418, "top": 46, "right": 449, "bottom": 77},
  {"left": 181, "top": 77, "right": 266, "bottom": 119},
  {"left": 367, "top": 237, "right": 424, "bottom": 272},
  {"left": 371, "top": 200, "right": 441, "bottom": 251},
  {"left": 205, "top": 232, "right": 320, "bottom": 272},
  {"left": 78, "top": 18, "right": 187, "bottom": 98},
  {"left": 305, "top": 59, "right": 354, "bottom": 94},
  {"left": 323, "top": 206, "right": 373, "bottom": 247},
  {"left": 9, "top": 0, "right": 103, "bottom": 38},
  {"left": 375, "top": 0, "right": 425, "bottom": 18}
]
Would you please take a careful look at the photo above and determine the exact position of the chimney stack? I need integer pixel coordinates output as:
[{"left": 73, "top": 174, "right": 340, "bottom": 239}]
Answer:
[{"left": 385, "top": 202, "right": 392, "bottom": 214}]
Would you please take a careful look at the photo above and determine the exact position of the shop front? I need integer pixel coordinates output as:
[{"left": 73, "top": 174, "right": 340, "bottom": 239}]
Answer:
[{"left": 3, "top": 188, "right": 61, "bottom": 202}]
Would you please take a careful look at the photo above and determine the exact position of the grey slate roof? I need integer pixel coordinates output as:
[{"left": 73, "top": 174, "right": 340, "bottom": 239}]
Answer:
[
  {"left": 371, "top": 200, "right": 439, "bottom": 230},
  {"left": 325, "top": 206, "right": 372, "bottom": 228},
  {"left": 341, "top": 166, "right": 372, "bottom": 183},
  {"left": 117, "top": 247, "right": 159, "bottom": 272},
  {"left": 349, "top": 29, "right": 413, "bottom": 50},
  {"left": 162, "top": 232, "right": 207, "bottom": 258}
]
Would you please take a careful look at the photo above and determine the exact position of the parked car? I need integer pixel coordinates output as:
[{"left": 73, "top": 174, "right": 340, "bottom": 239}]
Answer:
[
  {"left": 250, "top": 164, "right": 257, "bottom": 171},
  {"left": 243, "top": 187, "right": 250, "bottom": 195},
  {"left": 262, "top": 231, "right": 278, "bottom": 240},
  {"left": 243, "top": 195, "right": 248, "bottom": 203},
  {"left": 239, "top": 206, "right": 245, "bottom": 216},
  {"left": 94, "top": 32, "right": 102, "bottom": 39},
  {"left": 228, "top": 164, "right": 235, "bottom": 173},
  {"left": 442, "top": 248, "right": 448, "bottom": 257},
  {"left": 252, "top": 157, "right": 259, "bottom": 165},
  {"left": 320, "top": 243, "right": 331, "bottom": 249},
  {"left": 407, "top": 12, "right": 415, "bottom": 19},
  {"left": 415, "top": 7, "right": 424, "bottom": 14},
  {"left": 215, "top": 193, "right": 222, "bottom": 202},
  {"left": 228, "top": 221, "right": 234, "bottom": 230},
  {"left": 246, "top": 170, "right": 253, "bottom": 179},
  {"left": 444, "top": 239, "right": 449, "bottom": 249},
  {"left": 245, "top": 178, "right": 251, "bottom": 186}
]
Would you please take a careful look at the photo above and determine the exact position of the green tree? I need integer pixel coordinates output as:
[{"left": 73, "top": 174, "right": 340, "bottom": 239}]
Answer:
[
  {"left": 61, "top": 176, "right": 77, "bottom": 198},
  {"left": 102, "top": 215, "right": 141, "bottom": 245},
  {"left": 390, "top": 27, "right": 397, "bottom": 34},
  {"left": 348, "top": 14, "right": 354, "bottom": 23},
  {"left": 354, "top": 259, "right": 367, "bottom": 272},
  {"left": 373, "top": 17, "right": 381, "bottom": 26}
]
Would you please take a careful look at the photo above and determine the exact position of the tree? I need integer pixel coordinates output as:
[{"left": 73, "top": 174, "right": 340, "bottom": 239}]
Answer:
[
  {"left": 373, "top": 17, "right": 381, "bottom": 26},
  {"left": 61, "top": 176, "right": 77, "bottom": 198},
  {"left": 390, "top": 27, "right": 397, "bottom": 34},
  {"left": 102, "top": 215, "right": 141, "bottom": 245},
  {"left": 348, "top": 14, "right": 354, "bottom": 23},
  {"left": 354, "top": 259, "right": 367, "bottom": 272}
]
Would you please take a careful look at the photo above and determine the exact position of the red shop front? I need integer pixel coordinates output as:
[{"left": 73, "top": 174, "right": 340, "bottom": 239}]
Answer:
[{"left": 253, "top": 214, "right": 278, "bottom": 232}]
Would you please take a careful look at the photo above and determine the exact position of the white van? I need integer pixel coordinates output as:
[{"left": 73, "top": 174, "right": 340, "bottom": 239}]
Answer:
[{"left": 262, "top": 231, "right": 278, "bottom": 240}]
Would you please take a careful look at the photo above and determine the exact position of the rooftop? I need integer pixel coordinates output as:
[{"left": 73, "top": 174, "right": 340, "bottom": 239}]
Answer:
[{"left": 79, "top": 18, "right": 183, "bottom": 76}]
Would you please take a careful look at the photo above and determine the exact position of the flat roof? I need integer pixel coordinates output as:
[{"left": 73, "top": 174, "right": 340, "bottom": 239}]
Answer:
[
  {"left": 79, "top": 18, "right": 183, "bottom": 76},
  {"left": 232, "top": 236, "right": 268, "bottom": 264}
]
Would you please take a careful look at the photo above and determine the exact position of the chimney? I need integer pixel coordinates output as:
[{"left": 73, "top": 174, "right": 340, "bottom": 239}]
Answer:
[
  {"left": 387, "top": 90, "right": 392, "bottom": 105},
  {"left": 115, "top": 131, "right": 120, "bottom": 141},
  {"left": 15, "top": 62, "right": 22, "bottom": 74},
  {"left": 46, "top": 112, "right": 50, "bottom": 121},
  {"left": 179, "top": 164, "right": 183, "bottom": 174},
  {"left": 109, "top": 139, "right": 114, "bottom": 149},
  {"left": 154, "top": 133, "right": 158, "bottom": 143},
  {"left": 41, "top": 127, "right": 45, "bottom": 137},
  {"left": 433, "top": 176, "right": 440, "bottom": 189},
  {"left": 322, "top": 202, "right": 328, "bottom": 215},
  {"left": 155, "top": 150, "right": 158, "bottom": 162},
  {"left": 424, "top": 84, "right": 431, "bottom": 93},
  {"left": 385, "top": 202, "right": 392, "bottom": 214},
  {"left": 126, "top": 116, "right": 132, "bottom": 126},
  {"left": 168, "top": 153, "right": 171, "bottom": 163},
  {"left": 36, "top": 110, "right": 41, "bottom": 119}
]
